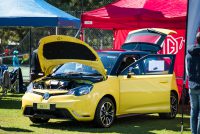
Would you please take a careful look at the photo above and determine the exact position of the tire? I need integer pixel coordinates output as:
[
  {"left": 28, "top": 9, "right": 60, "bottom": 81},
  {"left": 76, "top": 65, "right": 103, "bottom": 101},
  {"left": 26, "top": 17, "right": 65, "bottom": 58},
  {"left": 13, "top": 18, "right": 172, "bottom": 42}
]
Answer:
[
  {"left": 159, "top": 92, "right": 178, "bottom": 119},
  {"left": 94, "top": 97, "right": 115, "bottom": 128},
  {"left": 29, "top": 117, "right": 49, "bottom": 124}
]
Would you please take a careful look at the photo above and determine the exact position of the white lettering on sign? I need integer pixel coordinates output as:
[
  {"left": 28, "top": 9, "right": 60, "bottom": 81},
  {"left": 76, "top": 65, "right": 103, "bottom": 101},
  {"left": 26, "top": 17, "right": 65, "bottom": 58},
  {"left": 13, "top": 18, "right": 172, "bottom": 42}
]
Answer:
[
  {"left": 84, "top": 21, "right": 93, "bottom": 25},
  {"left": 162, "top": 35, "right": 185, "bottom": 54}
]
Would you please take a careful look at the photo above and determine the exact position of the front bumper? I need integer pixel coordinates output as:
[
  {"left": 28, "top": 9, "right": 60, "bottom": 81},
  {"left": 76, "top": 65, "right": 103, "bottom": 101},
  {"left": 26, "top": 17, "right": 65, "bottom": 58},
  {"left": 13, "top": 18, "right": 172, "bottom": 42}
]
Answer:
[
  {"left": 22, "top": 92, "right": 96, "bottom": 121},
  {"left": 23, "top": 106, "right": 76, "bottom": 120}
]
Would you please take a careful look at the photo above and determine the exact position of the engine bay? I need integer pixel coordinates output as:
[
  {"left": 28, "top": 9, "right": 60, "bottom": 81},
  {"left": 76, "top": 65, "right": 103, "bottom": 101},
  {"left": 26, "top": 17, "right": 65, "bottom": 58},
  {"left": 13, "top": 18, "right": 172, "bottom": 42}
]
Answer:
[{"left": 33, "top": 79, "right": 93, "bottom": 91}]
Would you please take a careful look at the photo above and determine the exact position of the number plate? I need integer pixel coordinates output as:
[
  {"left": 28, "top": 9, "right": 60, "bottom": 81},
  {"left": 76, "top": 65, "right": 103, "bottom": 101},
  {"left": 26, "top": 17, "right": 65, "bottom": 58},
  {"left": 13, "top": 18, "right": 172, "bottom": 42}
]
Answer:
[{"left": 37, "top": 103, "right": 50, "bottom": 110}]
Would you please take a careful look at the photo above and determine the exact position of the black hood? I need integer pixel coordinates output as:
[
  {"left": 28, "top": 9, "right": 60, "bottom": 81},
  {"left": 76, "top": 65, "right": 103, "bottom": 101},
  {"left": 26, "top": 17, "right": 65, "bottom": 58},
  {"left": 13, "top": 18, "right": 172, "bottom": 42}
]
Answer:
[{"left": 188, "top": 45, "right": 200, "bottom": 56}]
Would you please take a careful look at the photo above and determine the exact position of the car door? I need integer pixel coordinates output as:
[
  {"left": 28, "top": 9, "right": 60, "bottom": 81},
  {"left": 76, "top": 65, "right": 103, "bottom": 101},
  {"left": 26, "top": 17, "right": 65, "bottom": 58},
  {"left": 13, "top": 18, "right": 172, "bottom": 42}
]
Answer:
[{"left": 118, "top": 54, "right": 176, "bottom": 115}]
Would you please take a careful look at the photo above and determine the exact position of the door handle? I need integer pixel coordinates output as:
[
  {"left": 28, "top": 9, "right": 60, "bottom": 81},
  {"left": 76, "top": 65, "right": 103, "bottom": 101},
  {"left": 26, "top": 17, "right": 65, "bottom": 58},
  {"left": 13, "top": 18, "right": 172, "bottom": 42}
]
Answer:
[{"left": 160, "top": 81, "right": 168, "bottom": 83}]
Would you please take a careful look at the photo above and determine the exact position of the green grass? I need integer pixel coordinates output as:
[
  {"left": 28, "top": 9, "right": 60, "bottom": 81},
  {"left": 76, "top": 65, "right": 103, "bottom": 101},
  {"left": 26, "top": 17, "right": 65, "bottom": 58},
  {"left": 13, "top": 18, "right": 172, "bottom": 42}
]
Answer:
[{"left": 0, "top": 94, "right": 191, "bottom": 134}]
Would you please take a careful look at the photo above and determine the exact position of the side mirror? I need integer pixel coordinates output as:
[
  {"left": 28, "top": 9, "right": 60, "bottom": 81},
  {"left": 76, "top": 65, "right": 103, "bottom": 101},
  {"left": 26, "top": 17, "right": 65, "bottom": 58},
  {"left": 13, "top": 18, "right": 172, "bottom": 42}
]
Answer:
[
  {"left": 127, "top": 71, "right": 134, "bottom": 78},
  {"left": 127, "top": 67, "right": 133, "bottom": 78}
]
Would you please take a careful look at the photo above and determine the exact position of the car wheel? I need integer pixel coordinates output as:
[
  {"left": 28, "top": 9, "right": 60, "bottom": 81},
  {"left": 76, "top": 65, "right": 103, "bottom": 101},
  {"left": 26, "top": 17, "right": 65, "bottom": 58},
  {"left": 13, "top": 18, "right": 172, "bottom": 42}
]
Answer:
[
  {"left": 159, "top": 92, "right": 178, "bottom": 119},
  {"left": 29, "top": 117, "right": 49, "bottom": 123},
  {"left": 94, "top": 97, "right": 115, "bottom": 128}
]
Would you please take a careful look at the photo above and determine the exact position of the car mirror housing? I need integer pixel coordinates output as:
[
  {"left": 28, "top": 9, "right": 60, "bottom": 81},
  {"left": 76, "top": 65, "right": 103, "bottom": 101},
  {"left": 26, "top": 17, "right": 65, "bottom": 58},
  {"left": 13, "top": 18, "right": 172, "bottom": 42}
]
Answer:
[{"left": 127, "top": 72, "right": 134, "bottom": 78}]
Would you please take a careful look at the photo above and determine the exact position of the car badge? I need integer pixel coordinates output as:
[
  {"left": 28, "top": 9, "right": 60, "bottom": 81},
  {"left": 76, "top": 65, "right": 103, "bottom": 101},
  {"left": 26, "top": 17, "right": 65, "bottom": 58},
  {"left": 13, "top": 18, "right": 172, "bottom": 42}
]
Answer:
[{"left": 43, "top": 92, "right": 50, "bottom": 100}]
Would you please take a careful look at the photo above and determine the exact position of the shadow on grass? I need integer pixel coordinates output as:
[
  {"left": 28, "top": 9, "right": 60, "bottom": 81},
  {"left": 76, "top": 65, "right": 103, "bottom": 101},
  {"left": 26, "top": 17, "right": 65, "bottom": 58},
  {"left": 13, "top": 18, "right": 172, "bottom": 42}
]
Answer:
[
  {"left": 0, "top": 98, "right": 21, "bottom": 109},
  {"left": 0, "top": 126, "right": 33, "bottom": 133},
  {"left": 30, "top": 115, "right": 190, "bottom": 134},
  {"left": 4, "top": 94, "right": 23, "bottom": 98}
]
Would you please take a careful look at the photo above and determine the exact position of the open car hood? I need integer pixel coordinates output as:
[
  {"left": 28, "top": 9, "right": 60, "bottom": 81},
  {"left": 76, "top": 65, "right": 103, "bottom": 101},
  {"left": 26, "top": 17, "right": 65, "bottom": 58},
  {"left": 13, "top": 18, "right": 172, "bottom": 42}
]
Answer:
[
  {"left": 37, "top": 35, "right": 106, "bottom": 79},
  {"left": 121, "top": 28, "right": 177, "bottom": 53}
]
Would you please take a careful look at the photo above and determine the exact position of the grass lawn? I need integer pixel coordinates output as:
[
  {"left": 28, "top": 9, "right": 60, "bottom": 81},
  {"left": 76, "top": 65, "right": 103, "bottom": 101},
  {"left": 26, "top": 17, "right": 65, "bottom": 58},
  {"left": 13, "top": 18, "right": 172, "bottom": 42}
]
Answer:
[{"left": 0, "top": 94, "right": 191, "bottom": 134}]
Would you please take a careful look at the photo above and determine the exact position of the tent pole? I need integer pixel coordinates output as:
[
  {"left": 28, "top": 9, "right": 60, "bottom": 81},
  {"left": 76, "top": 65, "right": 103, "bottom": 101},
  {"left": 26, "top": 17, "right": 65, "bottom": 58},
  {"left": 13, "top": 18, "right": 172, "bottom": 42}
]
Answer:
[
  {"left": 82, "top": 28, "right": 85, "bottom": 41},
  {"left": 56, "top": 27, "right": 58, "bottom": 35},
  {"left": 29, "top": 27, "right": 32, "bottom": 82},
  {"left": 181, "top": 0, "right": 189, "bottom": 133},
  {"left": 81, "top": 0, "right": 84, "bottom": 41}
]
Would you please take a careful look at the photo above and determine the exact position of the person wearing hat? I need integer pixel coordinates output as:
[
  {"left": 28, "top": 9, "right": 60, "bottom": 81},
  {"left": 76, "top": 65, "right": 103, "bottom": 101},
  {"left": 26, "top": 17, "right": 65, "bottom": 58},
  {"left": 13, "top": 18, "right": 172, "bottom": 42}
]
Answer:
[
  {"left": 12, "top": 50, "right": 20, "bottom": 67},
  {"left": 11, "top": 50, "right": 24, "bottom": 93}
]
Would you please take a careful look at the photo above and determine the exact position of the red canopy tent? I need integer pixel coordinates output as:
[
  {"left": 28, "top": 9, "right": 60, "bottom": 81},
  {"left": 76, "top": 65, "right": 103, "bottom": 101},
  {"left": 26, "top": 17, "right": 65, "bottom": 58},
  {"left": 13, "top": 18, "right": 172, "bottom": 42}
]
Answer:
[
  {"left": 82, "top": 0, "right": 186, "bottom": 29},
  {"left": 81, "top": 0, "right": 187, "bottom": 95},
  {"left": 81, "top": 0, "right": 187, "bottom": 48}
]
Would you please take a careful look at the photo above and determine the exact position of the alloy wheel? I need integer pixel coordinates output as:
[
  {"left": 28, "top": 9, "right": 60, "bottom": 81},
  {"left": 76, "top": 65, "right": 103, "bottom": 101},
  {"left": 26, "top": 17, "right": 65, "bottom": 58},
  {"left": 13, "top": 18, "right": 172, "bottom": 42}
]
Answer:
[
  {"left": 170, "top": 95, "right": 178, "bottom": 118},
  {"left": 100, "top": 101, "right": 115, "bottom": 127}
]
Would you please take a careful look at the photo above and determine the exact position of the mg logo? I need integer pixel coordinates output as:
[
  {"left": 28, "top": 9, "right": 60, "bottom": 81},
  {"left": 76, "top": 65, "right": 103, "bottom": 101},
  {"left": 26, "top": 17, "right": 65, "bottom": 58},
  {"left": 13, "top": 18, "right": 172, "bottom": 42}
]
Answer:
[
  {"left": 162, "top": 35, "right": 185, "bottom": 54},
  {"left": 43, "top": 92, "right": 50, "bottom": 100}
]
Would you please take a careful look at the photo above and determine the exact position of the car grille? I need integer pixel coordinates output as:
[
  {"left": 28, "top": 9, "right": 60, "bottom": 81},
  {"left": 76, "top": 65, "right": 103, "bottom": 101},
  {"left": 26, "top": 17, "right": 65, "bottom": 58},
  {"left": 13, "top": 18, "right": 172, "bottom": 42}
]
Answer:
[
  {"left": 23, "top": 106, "right": 75, "bottom": 120},
  {"left": 33, "top": 91, "right": 67, "bottom": 97}
]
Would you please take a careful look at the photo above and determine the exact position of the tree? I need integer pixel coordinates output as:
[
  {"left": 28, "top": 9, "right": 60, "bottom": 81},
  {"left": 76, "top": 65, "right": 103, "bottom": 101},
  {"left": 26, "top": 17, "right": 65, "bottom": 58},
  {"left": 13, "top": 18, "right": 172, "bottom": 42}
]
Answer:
[
  {"left": 0, "top": 28, "right": 29, "bottom": 53},
  {"left": 46, "top": 0, "right": 114, "bottom": 16}
]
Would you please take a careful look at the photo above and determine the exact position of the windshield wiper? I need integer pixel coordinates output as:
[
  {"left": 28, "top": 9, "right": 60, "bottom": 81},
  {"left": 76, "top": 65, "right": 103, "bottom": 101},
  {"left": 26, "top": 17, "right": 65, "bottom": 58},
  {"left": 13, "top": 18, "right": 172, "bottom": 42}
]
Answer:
[
  {"left": 52, "top": 72, "right": 84, "bottom": 77},
  {"left": 52, "top": 72, "right": 102, "bottom": 78},
  {"left": 66, "top": 72, "right": 84, "bottom": 75},
  {"left": 83, "top": 73, "right": 101, "bottom": 76}
]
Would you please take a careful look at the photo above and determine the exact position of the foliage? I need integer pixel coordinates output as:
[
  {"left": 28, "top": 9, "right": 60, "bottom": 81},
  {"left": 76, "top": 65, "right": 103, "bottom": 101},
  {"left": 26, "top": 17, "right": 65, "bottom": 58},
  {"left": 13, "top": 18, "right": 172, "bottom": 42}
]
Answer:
[
  {"left": 0, "top": 28, "right": 29, "bottom": 53},
  {"left": 46, "top": 0, "right": 113, "bottom": 13}
]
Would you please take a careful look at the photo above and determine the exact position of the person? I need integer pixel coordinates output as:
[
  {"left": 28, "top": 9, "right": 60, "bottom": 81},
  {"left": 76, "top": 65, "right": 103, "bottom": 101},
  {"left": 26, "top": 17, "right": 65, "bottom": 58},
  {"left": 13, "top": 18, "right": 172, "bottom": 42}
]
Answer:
[
  {"left": 117, "top": 56, "right": 136, "bottom": 74},
  {"left": 12, "top": 50, "right": 20, "bottom": 67},
  {"left": 186, "top": 32, "right": 200, "bottom": 134},
  {"left": 11, "top": 50, "right": 24, "bottom": 93},
  {"left": 30, "top": 49, "right": 43, "bottom": 81}
]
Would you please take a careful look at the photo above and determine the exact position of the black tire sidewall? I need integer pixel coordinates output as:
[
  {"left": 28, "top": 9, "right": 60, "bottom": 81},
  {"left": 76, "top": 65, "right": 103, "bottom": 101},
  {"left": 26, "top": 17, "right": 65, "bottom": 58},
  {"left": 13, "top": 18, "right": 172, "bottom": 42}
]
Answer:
[
  {"left": 159, "top": 92, "right": 178, "bottom": 119},
  {"left": 170, "top": 92, "right": 178, "bottom": 118}
]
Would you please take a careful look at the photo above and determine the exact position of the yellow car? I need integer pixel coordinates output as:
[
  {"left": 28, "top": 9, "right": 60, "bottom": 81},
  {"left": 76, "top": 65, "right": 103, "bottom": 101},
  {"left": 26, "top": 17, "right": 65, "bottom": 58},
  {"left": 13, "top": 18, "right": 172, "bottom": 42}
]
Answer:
[{"left": 22, "top": 29, "right": 179, "bottom": 128}]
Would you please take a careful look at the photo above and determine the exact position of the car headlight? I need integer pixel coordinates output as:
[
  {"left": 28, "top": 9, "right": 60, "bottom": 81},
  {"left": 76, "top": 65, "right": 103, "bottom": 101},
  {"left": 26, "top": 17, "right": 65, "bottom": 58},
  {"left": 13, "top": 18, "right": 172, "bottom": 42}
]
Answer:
[
  {"left": 26, "top": 82, "right": 33, "bottom": 93},
  {"left": 67, "top": 85, "right": 93, "bottom": 96}
]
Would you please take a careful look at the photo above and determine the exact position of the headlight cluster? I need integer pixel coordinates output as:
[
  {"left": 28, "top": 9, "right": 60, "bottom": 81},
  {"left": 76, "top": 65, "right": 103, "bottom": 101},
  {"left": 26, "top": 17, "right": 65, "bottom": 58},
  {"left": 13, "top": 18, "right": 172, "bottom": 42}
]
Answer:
[
  {"left": 67, "top": 85, "right": 93, "bottom": 96},
  {"left": 26, "top": 82, "right": 93, "bottom": 97}
]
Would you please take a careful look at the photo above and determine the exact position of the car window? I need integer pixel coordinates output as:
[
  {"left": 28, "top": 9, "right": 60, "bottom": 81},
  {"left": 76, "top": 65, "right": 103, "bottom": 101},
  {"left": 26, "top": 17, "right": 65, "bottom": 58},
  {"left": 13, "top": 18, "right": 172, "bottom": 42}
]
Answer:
[
  {"left": 98, "top": 53, "right": 119, "bottom": 74},
  {"left": 121, "top": 55, "right": 174, "bottom": 75},
  {"left": 125, "top": 32, "right": 161, "bottom": 44},
  {"left": 117, "top": 55, "right": 138, "bottom": 74},
  {"left": 52, "top": 62, "right": 99, "bottom": 76},
  {"left": 121, "top": 43, "right": 160, "bottom": 53}
]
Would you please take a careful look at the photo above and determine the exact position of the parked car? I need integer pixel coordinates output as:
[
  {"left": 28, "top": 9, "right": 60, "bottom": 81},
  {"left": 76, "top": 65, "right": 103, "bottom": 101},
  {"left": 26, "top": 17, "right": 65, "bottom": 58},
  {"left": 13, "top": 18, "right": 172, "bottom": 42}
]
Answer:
[{"left": 22, "top": 32, "right": 179, "bottom": 128}]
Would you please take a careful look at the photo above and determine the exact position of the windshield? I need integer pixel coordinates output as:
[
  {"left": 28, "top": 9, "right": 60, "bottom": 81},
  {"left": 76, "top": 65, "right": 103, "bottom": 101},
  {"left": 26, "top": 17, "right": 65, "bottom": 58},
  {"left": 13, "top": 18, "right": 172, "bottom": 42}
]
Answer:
[
  {"left": 98, "top": 52, "right": 119, "bottom": 74},
  {"left": 52, "top": 62, "right": 99, "bottom": 76},
  {"left": 51, "top": 52, "right": 119, "bottom": 77},
  {"left": 125, "top": 31, "right": 161, "bottom": 44},
  {"left": 121, "top": 43, "right": 160, "bottom": 53}
]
